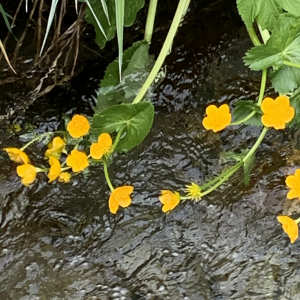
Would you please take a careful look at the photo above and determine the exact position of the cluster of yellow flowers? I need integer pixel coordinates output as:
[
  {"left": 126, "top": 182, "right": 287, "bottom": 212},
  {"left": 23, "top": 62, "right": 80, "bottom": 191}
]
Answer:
[
  {"left": 3, "top": 115, "right": 133, "bottom": 214},
  {"left": 202, "top": 95, "right": 294, "bottom": 132},
  {"left": 279, "top": 170, "right": 300, "bottom": 243},
  {"left": 159, "top": 95, "right": 300, "bottom": 244}
]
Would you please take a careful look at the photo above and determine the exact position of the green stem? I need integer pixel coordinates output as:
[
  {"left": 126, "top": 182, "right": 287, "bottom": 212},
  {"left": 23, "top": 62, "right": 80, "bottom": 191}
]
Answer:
[
  {"left": 200, "top": 126, "right": 268, "bottom": 197},
  {"left": 103, "top": 161, "right": 114, "bottom": 192},
  {"left": 200, "top": 161, "right": 243, "bottom": 191},
  {"left": 257, "top": 69, "right": 267, "bottom": 106},
  {"left": 113, "top": 126, "right": 125, "bottom": 149},
  {"left": 295, "top": 216, "right": 300, "bottom": 224},
  {"left": 283, "top": 61, "right": 300, "bottom": 69},
  {"left": 243, "top": 126, "right": 268, "bottom": 162},
  {"left": 20, "top": 132, "right": 60, "bottom": 151},
  {"left": 144, "top": 0, "right": 158, "bottom": 44},
  {"left": 247, "top": 25, "right": 261, "bottom": 46},
  {"left": 257, "top": 23, "right": 270, "bottom": 44},
  {"left": 230, "top": 111, "right": 256, "bottom": 126},
  {"left": 201, "top": 162, "right": 243, "bottom": 197},
  {"left": 132, "top": 0, "right": 191, "bottom": 104}
]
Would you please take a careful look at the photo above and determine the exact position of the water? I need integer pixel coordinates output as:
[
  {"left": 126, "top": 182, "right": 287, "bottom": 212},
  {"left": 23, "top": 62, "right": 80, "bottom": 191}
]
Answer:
[{"left": 1, "top": 0, "right": 300, "bottom": 299}]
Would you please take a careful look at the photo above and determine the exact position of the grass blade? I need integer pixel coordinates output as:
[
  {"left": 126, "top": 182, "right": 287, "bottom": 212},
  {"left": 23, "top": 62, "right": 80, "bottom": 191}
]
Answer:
[
  {"left": 101, "top": 0, "right": 110, "bottom": 25},
  {"left": 40, "top": 0, "right": 59, "bottom": 55},
  {"left": 85, "top": 0, "right": 108, "bottom": 39},
  {"left": 75, "top": 0, "right": 78, "bottom": 14},
  {"left": 115, "top": 0, "right": 124, "bottom": 82},
  {"left": 0, "top": 39, "right": 17, "bottom": 74},
  {"left": 0, "top": 3, "right": 13, "bottom": 34}
]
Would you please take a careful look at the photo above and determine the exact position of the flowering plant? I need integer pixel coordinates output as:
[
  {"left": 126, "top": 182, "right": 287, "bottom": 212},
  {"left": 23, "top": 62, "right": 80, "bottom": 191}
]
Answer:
[{"left": 3, "top": 0, "right": 300, "bottom": 246}]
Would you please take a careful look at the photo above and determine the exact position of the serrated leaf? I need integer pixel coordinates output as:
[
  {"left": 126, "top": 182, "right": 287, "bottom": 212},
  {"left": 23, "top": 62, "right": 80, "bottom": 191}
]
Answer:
[
  {"left": 256, "top": 0, "right": 282, "bottom": 31},
  {"left": 233, "top": 100, "right": 263, "bottom": 126},
  {"left": 81, "top": 0, "right": 145, "bottom": 49},
  {"left": 270, "top": 65, "right": 300, "bottom": 94},
  {"left": 288, "top": 87, "right": 300, "bottom": 127},
  {"left": 236, "top": 0, "right": 262, "bottom": 29},
  {"left": 91, "top": 102, "right": 154, "bottom": 152},
  {"left": 244, "top": 14, "right": 300, "bottom": 71},
  {"left": 278, "top": 0, "right": 300, "bottom": 17}
]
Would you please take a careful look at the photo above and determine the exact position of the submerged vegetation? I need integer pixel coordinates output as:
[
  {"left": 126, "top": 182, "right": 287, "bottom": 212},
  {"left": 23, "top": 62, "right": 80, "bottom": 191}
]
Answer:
[{"left": 2, "top": 0, "right": 300, "bottom": 244}]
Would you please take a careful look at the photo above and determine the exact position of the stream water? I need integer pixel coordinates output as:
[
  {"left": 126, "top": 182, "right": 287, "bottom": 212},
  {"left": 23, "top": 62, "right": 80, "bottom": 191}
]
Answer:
[{"left": 1, "top": 0, "right": 300, "bottom": 299}]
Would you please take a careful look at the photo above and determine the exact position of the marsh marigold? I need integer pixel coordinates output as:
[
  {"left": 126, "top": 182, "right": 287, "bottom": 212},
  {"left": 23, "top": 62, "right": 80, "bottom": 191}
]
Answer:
[
  {"left": 67, "top": 115, "right": 90, "bottom": 138},
  {"left": 202, "top": 104, "right": 231, "bottom": 132},
  {"left": 109, "top": 186, "right": 134, "bottom": 214},
  {"left": 277, "top": 215, "right": 299, "bottom": 243},
  {"left": 45, "top": 136, "right": 66, "bottom": 159},
  {"left": 159, "top": 190, "right": 181, "bottom": 213},
  {"left": 286, "top": 169, "right": 300, "bottom": 200},
  {"left": 90, "top": 133, "right": 113, "bottom": 160},
  {"left": 4, "top": 148, "right": 30, "bottom": 164},
  {"left": 261, "top": 95, "right": 295, "bottom": 129},
  {"left": 47, "top": 156, "right": 61, "bottom": 183},
  {"left": 58, "top": 172, "right": 71, "bottom": 183},
  {"left": 66, "top": 150, "right": 89, "bottom": 172},
  {"left": 17, "top": 164, "right": 37, "bottom": 186}
]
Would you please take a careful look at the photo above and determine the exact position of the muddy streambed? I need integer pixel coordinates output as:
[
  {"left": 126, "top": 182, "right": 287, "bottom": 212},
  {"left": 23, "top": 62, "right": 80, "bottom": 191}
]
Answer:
[{"left": 1, "top": 1, "right": 300, "bottom": 299}]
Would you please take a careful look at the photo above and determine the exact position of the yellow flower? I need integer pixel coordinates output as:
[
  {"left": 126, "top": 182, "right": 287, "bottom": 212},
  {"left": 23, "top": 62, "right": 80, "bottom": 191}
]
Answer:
[
  {"left": 261, "top": 95, "right": 295, "bottom": 129},
  {"left": 67, "top": 115, "right": 90, "bottom": 138},
  {"left": 109, "top": 186, "right": 134, "bottom": 214},
  {"left": 159, "top": 190, "right": 181, "bottom": 213},
  {"left": 202, "top": 104, "right": 232, "bottom": 132},
  {"left": 90, "top": 133, "right": 113, "bottom": 160},
  {"left": 58, "top": 172, "right": 71, "bottom": 183},
  {"left": 3, "top": 148, "right": 30, "bottom": 164},
  {"left": 66, "top": 150, "right": 89, "bottom": 172},
  {"left": 185, "top": 182, "right": 202, "bottom": 201},
  {"left": 286, "top": 169, "right": 300, "bottom": 200},
  {"left": 45, "top": 136, "right": 66, "bottom": 159},
  {"left": 47, "top": 157, "right": 61, "bottom": 183},
  {"left": 17, "top": 164, "right": 37, "bottom": 186},
  {"left": 277, "top": 215, "right": 299, "bottom": 243}
]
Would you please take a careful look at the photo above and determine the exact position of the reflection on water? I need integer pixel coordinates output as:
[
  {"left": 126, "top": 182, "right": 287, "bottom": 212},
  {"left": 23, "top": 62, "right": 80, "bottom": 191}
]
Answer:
[{"left": 1, "top": 0, "right": 300, "bottom": 299}]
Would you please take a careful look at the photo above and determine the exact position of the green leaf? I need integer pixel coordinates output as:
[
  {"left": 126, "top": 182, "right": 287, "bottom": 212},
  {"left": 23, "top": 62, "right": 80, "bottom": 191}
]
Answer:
[
  {"left": 233, "top": 100, "right": 263, "bottom": 126},
  {"left": 277, "top": 0, "right": 300, "bottom": 16},
  {"left": 288, "top": 87, "right": 300, "bottom": 127},
  {"left": 256, "top": 0, "right": 282, "bottom": 31},
  {"left": 236, "top": 0, "right": 262, "bottom": 29},
  {"left": 115, "top": 0, "right": 124, "bottom": 82},
  {"left": 91, "top": 102, "right": 154, "bottom": 152},
  {"left": 270, "top": 65, "right": 300, "bottom": 94},
  {"left": 243, "top": 151, "right": 255, "bottom": 185},
  {"left": 100, "top": 40, "right": 147, "bottom": 88},
  {"left": 244, "top": 14, "right": 300, "bottom": 71},
  {"left": 82, "top": 0, "right": 145, "bottom": 49},
  {"left": 94, "top": 41, "right": 154, "bottom": 112}
]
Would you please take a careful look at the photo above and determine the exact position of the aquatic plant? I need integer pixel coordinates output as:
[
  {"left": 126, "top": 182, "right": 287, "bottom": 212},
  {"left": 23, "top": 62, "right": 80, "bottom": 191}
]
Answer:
[{"left": 3, "top": 0, "right": 300, "bottom": 245}]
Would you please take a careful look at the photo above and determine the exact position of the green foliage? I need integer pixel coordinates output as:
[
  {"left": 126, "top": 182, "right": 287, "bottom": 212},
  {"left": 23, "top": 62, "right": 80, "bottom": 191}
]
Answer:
[
  {"left": 236, "top": 0, "right": 300, "bottom": 30},
  {"left": 288, "top": 87, "right": 300, "bottom": 127},
  {"left": 270, "top": 66, "right": 300, "bottom": 94},
  {"left": 93, "top": 41, "right": 154, "bottom": 112},
  {"left": 219, "top": 149, "right": 254, "bottom": 185},
  {"left": 91, "top": 102, "right": 154, "bottom": 152},
  {"left": 244, "top": 14, "right": 300, "bottom": 93},
  {"left": 233, "top": 100, "right": 263, "bottom": 126},
  {"left": 82, "top": 0, "right": 145, "bottom": 49}
]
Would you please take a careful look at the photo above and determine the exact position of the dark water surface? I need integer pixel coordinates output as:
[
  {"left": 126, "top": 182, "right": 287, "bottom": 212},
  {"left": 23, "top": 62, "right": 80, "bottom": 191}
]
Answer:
[{"left": 1, "top": 1, "right": 300, "bottom": 299}]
